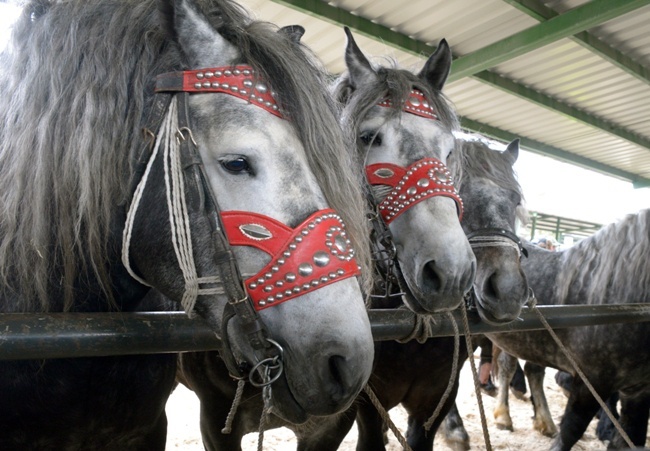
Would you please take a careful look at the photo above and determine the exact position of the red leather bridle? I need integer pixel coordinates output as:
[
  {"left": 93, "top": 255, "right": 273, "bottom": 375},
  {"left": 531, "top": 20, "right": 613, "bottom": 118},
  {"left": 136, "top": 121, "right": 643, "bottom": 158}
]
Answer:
[
  {"left": 154, "top": 65, "right": 361, "bottom": 312},
  {"left": 365, "top": 88, "right": 463, "bottom": 224}
]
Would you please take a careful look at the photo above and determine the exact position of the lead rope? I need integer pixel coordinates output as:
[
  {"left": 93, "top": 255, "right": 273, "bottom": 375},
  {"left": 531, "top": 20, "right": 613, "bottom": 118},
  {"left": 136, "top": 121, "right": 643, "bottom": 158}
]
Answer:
[
  {"left": 122, "top": 96, "right": 221, "bottom": 316},
  {"left": 527, "top": 294, "right": 635, "bottom": 449},
  {"left": 423, "top": 311, "right": 460, "bottom": 431},
  {"left": 221, "top": 379, "right": 246, "bottom": 434},
  {"left": 460, "top": 302, "right": 493, "bottom": 451},
  {"left": 363, "top": 384, "right": 413, "bottom": 451}
]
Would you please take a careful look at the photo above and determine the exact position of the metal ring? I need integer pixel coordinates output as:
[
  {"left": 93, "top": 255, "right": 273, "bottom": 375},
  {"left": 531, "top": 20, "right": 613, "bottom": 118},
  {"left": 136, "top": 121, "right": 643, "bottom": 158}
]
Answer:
[{"left": 248, "top": 338, "right": 284, "bottom": 388}]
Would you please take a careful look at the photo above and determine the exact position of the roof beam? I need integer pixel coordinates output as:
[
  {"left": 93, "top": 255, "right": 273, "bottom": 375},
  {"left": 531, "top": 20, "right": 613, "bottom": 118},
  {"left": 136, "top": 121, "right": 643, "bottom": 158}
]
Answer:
[
  {"left": 269, "top": 0, "right": 650, "bottom": 185},
  {"left": 271, "top": 0, "right": 436, "bottom": 56},
  {"left": 474, "top": 70, "right": 650, "bottom": 153},
  {"left": 448, "top": 0, "right": 650, "bottom": 82},
  {"left": 503, "top": 0, "right": 650, "bottom": 84},
  {"left": 460, "top": 117, "right": 650, "bottom": 188}
]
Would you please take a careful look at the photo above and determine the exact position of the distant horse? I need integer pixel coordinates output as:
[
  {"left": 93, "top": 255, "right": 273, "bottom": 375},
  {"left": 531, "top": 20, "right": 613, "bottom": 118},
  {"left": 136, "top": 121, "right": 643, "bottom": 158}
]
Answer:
[
  {"left": 175, "top": 27, "right": 477, "bottom": 450},
  {"left": 488, "top": 209, "right": 650, "bottom": 450},
  {"left": 0, "top": 1, "right": 375, "bottom": 448}
]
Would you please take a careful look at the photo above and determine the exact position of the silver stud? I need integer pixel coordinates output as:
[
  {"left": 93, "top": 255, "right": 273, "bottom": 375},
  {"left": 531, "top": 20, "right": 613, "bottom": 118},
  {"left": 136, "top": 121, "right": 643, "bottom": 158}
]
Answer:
[
  {"left": 243, "top": 79, "right": 253, "bottom": 88},
  {"left": 211, "top": 82, "right": 221, "bottom": 88},
  {"left": 264, "top": 286, "right": 272, "bottom": 292},
  {"left": 277, "top": 258, "right": 286, "bottom": 265},
  {"left": 285, "top": 290, "right": 293, "bottom": 296},
  {"left": 224, "top": 70, "right": 232, "bottom": 76},
  {"left": 313, "top": 251, "right": 330, "bottom": 267},
  {"left": 407, "top": 187, "right": 417, "bottom": 195},
  {"left": 233, "top": 69, "right": 241, "bottom": 75},
  {"left": 255, "top": 82, "right": 268, "bottom": 93},
  {"left": 283, "top": 251, "right": 291, "bottom": 258},
  {"left": 202, "top": 82, "right": 211, "bottom": 88},
  {"left": 196, "top": 73, "right": 204, "bottom": 79},
  {"left": 334, "top": 235, "right": 347, "bottom": 252},
  {"left": 285, "top": 273, "right": 296, "bottom": 282},
  {"left": 337, "top": 269, "right": 345, "bottom": 276},
  {"left": 249, "top": 283, "right": 257, "bottom": 289},
  {"left": 221, "top": 83, "right": 230, "bottom": 89},
  {"left": 231, "top": 86, "right": 239, "bottom": 92},
  {"left": 298, "top": 263, "right": 313, "bottom": 276},
  {"left": 194, "top": 83, "right": 202, "bottom": 89},
  {"left": 417, "top": 178, "right": 430, "bottom": 188},
  {"left": 264, "top": 273, "right": 272, "bottom": 279},
  {"left": 205, "top": 71, "right": 214, "bottom": 78},
  {"left": 271, "top": 265, "right": 279, "bottom": 273},
  {"left": 275, "top": 281, "right": 284, "bottom": 287},
  {"left": 240, "top": 223, "right": 272, "bottom": 240},
  {"left": 258, "top": 301, "right": 266, "bottom": 306},
  {"left": 215, "top": 71, "right": 223, "bottom": 77}
]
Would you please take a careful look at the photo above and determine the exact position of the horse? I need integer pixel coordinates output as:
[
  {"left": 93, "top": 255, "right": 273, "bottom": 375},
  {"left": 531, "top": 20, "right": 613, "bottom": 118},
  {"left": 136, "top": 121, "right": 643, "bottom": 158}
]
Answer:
[
  {"left": 174, "top": 26, "right": 477, "bottom": 450},
  {"left": 313, "top": 137, "right": 530, "bottom": 451},
  {"left": 487, "top": 209, "right": 650, "bottom": 450},
  {"left": 0, "top": 1, "right": 376, "bottom": 448}
]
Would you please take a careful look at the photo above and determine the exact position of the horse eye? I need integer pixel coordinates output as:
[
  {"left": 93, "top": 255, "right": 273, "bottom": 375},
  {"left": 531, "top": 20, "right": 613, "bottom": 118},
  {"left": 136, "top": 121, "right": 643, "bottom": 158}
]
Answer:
[
  {"left": 360, "top": 132, "right": 382, "bottom": 147},
  {"left": 221, "top": 157, "right": 251, "bottom": 174}
]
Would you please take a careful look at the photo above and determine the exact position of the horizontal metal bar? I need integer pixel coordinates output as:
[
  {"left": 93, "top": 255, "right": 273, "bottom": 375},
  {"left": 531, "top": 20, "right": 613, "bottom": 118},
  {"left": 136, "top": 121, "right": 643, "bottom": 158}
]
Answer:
[{"left": 1, "top": 304, "right": 649, "bottom": 360}]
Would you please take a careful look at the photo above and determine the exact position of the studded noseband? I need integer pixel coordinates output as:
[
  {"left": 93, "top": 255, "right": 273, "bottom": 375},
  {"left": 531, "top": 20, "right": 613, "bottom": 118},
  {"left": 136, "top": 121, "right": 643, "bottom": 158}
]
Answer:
[{"left": 222, "top": 209, "right": 360, "bottom": 310}]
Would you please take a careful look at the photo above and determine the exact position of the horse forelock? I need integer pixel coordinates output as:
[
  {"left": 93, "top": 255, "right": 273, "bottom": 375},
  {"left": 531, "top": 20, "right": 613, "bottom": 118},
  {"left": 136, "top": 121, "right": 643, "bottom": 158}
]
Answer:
[
  {"left": 555, "top": 209, "right": 650, "bottom": 306},
  {"left": 0, "top": 0, "right": 372, "bottom": 310},
  {"left": 333, "top": 62, "right": 459, "bottom": 156}
]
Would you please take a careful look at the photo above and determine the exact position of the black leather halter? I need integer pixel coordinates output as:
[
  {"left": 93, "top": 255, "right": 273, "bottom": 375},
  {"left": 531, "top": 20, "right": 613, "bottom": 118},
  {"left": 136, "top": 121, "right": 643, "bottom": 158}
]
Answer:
[{"left": 466, "top": 227, "right": 528, "bottom": 257}]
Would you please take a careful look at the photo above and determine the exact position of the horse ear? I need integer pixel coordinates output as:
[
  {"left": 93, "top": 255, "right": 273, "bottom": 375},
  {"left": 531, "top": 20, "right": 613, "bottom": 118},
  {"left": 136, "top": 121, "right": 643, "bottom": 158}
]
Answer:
[
  {"left": 504, "top": 139, "right": 520, "bottom": 164},
  {"left": 343, "top": 26, "right": 377, "bottom": 89},
  {"left": 279, "top": 25, "right": 305, "bottom": 43},
  {"left": 161, "top": 0, "right": 239, "bottom": 67},
  {"left": 417, "top": 39, "right": 452, "bottom": 91}
]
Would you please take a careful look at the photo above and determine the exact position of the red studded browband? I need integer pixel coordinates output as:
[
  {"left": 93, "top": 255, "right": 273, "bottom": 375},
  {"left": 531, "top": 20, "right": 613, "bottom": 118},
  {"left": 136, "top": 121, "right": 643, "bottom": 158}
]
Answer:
[
  {"left": 221, "top": 209, "right": 360, "bottom": 311},
  {"left": 155, "top": 65, "right": 282, "bottom": 118},
  {"left": 366, "top": 158, "right": 463, "bottom": 224},
  {"left": 377, "top": 88, "right": 438, "bottom": 120}
]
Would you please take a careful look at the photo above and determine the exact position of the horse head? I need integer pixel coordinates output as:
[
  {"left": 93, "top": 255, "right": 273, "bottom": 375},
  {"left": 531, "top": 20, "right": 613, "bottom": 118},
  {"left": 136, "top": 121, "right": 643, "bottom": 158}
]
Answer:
[
  {"left": 0, "top": 0, "right": 374, "bottom": 424},
  {"left": 452, "top": 138, "right": 529, "bottom": 323},
  {"left": 335, "top": 28, "right": 475, "bottom": 314}
]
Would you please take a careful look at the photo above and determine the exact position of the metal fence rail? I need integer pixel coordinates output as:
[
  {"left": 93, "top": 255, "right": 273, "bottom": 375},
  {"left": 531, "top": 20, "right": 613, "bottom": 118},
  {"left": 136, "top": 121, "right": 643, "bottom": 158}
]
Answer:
[{"left": 1, "top": 304, "right": 649, "bottom": 360}]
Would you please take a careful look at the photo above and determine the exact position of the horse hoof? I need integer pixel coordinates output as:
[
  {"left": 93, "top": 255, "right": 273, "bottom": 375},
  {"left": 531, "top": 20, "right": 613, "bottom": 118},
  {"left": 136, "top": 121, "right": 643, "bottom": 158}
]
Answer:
[
  {"left": 496, "top": 422, "right": 514, "bottom": 432},
  {"left": 533, "top": 420, "right": 558, "bottom": 437}
]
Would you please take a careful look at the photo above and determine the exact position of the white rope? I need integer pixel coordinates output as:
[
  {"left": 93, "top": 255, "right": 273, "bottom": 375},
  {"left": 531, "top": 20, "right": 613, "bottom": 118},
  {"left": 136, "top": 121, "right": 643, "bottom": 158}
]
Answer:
[
  {"left": 122, "top": 96, "right": 221, "bottom": 316},
  {"left": 469, "top": 235, "right": 521, "bottom": 254}
]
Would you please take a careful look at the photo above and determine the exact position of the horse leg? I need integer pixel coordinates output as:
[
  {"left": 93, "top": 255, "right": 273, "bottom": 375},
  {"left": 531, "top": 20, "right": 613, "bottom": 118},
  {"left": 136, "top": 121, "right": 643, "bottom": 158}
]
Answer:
[
  {"left": 295, "top": 409, "right": 357, "bottom": 451},
  {"left": 355, "top": 393, "right": 389, "bottom": 451},
  {"left": 609, "top": 393, "right": 649, "bottom": 449},
  {"left": 493, "top": 350, "right": 517, "bottom": 431},
  {"left": 133, "top": 412, "right": 168, "bottom": 451},
  {"left": 441, "top": 402, "right": 470, "bottom": 451},
  {"left": 595, "top": 392, "right": 619, "bottom": 442},
  {"left": 551, "top": 378, "right": 604, "bottom": 451},
  {"left": 198, "top": 396, "right": 249, "bottom": 451},
  {"left": 509, "top": 361, "right": 527, "bottom": 399},
  {"left": 524, "top": 362, "right": 557, "bottom": 437}
]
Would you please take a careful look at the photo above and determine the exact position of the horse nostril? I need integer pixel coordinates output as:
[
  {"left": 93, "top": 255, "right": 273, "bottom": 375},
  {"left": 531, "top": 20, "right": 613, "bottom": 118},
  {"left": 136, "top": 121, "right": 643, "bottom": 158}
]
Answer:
[
  {"left": 422, "top": 261, "right": 442, "bottom": 293},
  {"left": 483, "top": 272, "right": 499, "bottom": 301},
  {"left": 328, "top": 355, "right": 348, "bottom": 389}
]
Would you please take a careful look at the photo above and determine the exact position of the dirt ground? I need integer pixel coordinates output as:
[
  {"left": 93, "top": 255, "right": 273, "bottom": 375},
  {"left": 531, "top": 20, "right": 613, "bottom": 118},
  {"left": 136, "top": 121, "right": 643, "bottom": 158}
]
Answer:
[{"left": 165, "top": 353, "right": 643, "bottom": 450}]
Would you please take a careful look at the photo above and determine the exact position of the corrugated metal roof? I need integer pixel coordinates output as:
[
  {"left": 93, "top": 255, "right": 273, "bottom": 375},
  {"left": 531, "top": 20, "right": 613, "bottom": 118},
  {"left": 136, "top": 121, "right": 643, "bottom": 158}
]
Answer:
[{"left": 237, "top": 0, "right": 650, "bottom": 188}]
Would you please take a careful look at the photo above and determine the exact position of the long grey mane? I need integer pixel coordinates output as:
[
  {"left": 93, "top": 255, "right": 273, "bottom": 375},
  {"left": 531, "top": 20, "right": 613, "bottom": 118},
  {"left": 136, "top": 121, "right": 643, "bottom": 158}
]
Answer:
[
  {"left": 555, "top": 208, "right": 650, "bottom": 306},
  {"left": 331, "top": 60, "right": 459, "bottom": 162},
  {"left": 0, "top": 0, "right": 370, "bottom": 312}
]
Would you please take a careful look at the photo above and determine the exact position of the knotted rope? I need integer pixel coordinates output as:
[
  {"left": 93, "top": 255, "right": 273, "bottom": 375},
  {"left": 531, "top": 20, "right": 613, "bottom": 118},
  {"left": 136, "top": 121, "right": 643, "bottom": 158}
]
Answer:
[{"left": 122, "top": 96, "right": 221, "bottom": 316}]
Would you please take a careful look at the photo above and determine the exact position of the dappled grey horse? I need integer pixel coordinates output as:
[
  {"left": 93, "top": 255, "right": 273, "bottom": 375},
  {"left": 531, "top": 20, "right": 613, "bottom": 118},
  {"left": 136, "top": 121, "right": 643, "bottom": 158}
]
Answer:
[
  {"left": 0, "top": 1, "right": 375, "bottom": 448},
  {"left": 488, "top": 209, "right": 650, "bottom": 450}
]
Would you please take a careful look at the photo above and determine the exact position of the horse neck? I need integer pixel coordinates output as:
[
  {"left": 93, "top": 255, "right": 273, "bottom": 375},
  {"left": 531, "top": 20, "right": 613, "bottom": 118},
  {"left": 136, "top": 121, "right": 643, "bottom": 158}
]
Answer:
[{"left": 521, "top": 245, "right": 564, "bottom": 306}]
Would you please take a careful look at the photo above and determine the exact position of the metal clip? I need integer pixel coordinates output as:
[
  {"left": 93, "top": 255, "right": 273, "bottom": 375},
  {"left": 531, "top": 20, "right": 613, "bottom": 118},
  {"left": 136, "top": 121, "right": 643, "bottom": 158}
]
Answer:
[{"left": 175, "top": 126, "right": 198, "bottom": 147}]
